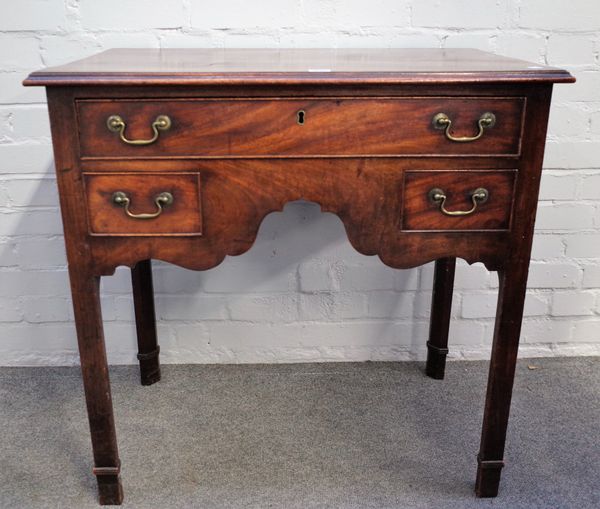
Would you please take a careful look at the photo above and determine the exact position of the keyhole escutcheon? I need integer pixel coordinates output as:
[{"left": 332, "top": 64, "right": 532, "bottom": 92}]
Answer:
[{"left": 297, "top": 110, "right": 306, "bottom": 125}]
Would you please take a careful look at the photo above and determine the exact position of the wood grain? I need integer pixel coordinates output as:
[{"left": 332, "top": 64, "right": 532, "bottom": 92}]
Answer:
[
  {"left": 402, "top": 169, "right": 517, "bottom": 231},
  {"left": 28, "top": 49, "right": 573, "bottom": 504},
  {"left": 77, "top": 97, "right": 524, "bottom": 158},
  {"left": 84, "top": 172, "right": 202, "bottom": 236},
  {"left": 23, "top": 48, "right": 575, "bottom": 86}
]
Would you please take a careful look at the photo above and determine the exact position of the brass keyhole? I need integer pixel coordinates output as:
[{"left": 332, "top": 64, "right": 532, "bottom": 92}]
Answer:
[{"left": 297, "top": 110, "right": 306, "bottom": 125}]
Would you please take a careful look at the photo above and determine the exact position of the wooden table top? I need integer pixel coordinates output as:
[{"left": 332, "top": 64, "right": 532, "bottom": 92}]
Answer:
[{"left": 24, "top": 48, "right": 574, "bottom": 86}]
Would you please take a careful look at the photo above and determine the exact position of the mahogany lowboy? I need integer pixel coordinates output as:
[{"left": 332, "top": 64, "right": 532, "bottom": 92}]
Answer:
[{"left": 24, "top": 49, "right": 574, "bottom": 505}]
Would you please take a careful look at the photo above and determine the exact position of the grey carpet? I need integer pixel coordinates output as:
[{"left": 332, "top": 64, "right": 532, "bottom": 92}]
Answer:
[{"left": 0, "top": 358, "right": 598, "bottom": 509}]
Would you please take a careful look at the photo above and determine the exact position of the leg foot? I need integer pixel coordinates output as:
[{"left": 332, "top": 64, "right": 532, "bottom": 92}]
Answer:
[
  {"left": 95, "top": 469, "right": 124, "bottom": 505},
  {"left": 426, "top": 258, "right": 456, "bottom": 380},
  {"left": 131, "top": 260, "right": 161, "bottom": 386},
  {"left": 425, "top": 341, "right": 449, "bottom": 379},
  {"left": 476, "top": 266, "right": 529, "bottom": 498},
  {"left": 475, "top": 455, "right": 504, "bottom": 497},
  {"left": 137, "top": 346, "right": 161, "bottom": 386},
  {"left": 69, "top": 272, "right": 123, "bottom": 504}
]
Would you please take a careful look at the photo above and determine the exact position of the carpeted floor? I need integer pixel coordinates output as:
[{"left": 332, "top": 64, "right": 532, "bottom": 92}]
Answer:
[{"left": 0, "top": 358, "right": 598, "bottom": 509}]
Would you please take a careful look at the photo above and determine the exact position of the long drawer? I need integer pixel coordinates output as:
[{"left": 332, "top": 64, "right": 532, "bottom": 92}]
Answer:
[{"left": 77, "top": 97, "right": 525, "bottom": 158}]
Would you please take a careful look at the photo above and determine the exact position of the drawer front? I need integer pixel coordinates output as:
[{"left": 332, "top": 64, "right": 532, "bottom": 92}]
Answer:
[
  {"left": 402, "top": 170, "right": 516, "bottom": 231},
  {"left": 83, "top": 172, "right": 202, "bottom": 236},
  {"left": 77, "top": 97, "right": 524, "bottom": 158}
]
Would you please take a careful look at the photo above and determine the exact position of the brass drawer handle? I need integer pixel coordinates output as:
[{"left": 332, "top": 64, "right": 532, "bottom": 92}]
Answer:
[
  {"left": 111, "top": 191, "right": 173, "bottom": 220},
  {"left": 428, "top": 187, "right": 489, "bottom": 216},
  {"left": 432, "top": 112, "right": 496, "bottom": 142},
  {"left": 106, "top": 114, "right": 171, "bottom": 146}
]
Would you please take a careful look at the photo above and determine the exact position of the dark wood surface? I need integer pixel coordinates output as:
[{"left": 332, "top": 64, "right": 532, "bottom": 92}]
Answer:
[
  {"left": 402, "top": 170, "right": 516, "bottom": 231},
  {"left": 426, "top": 258, "right": 456, "bottom": 379},
  {"left": 27, "top": 49, "right": 573, "bottom": 505},
  {"left": 24, "top": 48, "right": 574, "bottom": 86},
  {"left": 131, "top": 260, "right": 161, "bottom": 386},
  {"left": 84, "top": 172, "right": 202, "bottom": 236},
  {"left": 77, "top": 97, "right": 525, "bottom": 158}
]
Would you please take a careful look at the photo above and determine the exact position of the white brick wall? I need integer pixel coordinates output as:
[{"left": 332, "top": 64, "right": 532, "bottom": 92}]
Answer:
[{"left": 1, "top": 0, "right": 599, "bottom": 366}]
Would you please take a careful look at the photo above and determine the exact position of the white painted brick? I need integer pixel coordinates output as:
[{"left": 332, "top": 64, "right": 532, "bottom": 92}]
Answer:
[
  {"left": 535, "top": 203, "right": 595, "bottom": 230},
  {"left": 565, "top": 234, "right": 600, "bottom": 258},
  {"left": 571, "top": 320, "right": 600, "bottom": 343},
  {"left": 159, "top": 32, "right": 222, "bottom": 49},
  {"left": 395, "top": 269, "right": 420, "bottom": 291},
  {"left": 0, "top": 324, "right": 76, "bottom": 354},
  {"left": 530, "top": 235, "right": 564, "bottom": 260},
  {"left": 443, "top": 33, "right": 495, "bottom": 52},
  {"left": 520, "top": 319, "right": 572, "bottom": 344},
  {"left": 298, "top": 261, "right": 335, "bottom": 293},
  {"left": 4, "top": 179, "right": 58, "bottom": 207},
  {"left": 547, "top": 104, "right": 590, "bottom": 139},
  {"left": 39, "top": 35, "right": 103, "bottom": 68},
  {"left": 367, "top": 291, "right": 414, "bottom": 319},
  {"left": 462, "top": 291, "right": 548, "bottom": 318},
  {"left": 454, "top": 261, "right": 490, "bottom": 289},
  {"left": 0, "top": 210, "right": 62, "bottom": 236},
  {"left": 157, "top": 295, "right": 228, "bottom": 320},
  {"left": 387, "top": 33, "right": 442, "bottom": 48},
  {"left": 527, "top": 263, "right": 581, "bottom": 289},
  {"left": 0, "top": 36, "right": 42, "bottom": 71},
  {"left": 448, "top": 320, "right": 486, "bottom": 347},
  {"left": 171, "top": 323, "right": 210, "bottom": 350},
  {"left": 228, "top": 294, "right": 297, "bottom": 322},
  {"left": 209, "top": 322, "right": 304, "bottom": 348},
  {"left": 326, "top": 0, "right": 410, "bottom": 28},
  {"left": 296, "top": 321, "right": 425, "bottom": 348},
  {"left": 0, "top": 0, "right": 68, "bottom": 31},
  {"left": 412, "top": 0, "right": 507, "bottom": 29},
  {"left": 201, "top": 261, "right": 295, "bottom": 293},
  {"left": 80, "top": 0, "right": 185, "bottom": 30},
  {"left": 495, "top": 33, "right": 546, "bottom": 64},
  {"left": 338, "top": 262, "right": 395, "bottom": 291},
  {"left": 0, "top": 185, "right": 8, "bottom": 205},
  {"left": 191, "top": 0, "right": 302, "bottom": 29},
  {"left": 0, "top": 73, "right": 47, "bottom": 105},
  {"left": 329, "top": 293, "right": 368, "bottom": 319},
  {"left": 543, "top": 141, "right": 600, "bottom": 169},
  {"left": 93, "top": 32, "right": 161, "bottom": 50},
  {"left": 412, "top": 291, "right": 433, "bottom": 319},
  {"left": 98, "top": 267, "right": 131, "bottom": 294},
  {"left": 0, "top": 144, "right": 54, "bottom": 174},
  {"left": 24, "top": 296, "right": 72, "bottom": 322},
  {"left": 0, "top": 240, "right": 19, "bottom": 266},
  {"left": 220, "top": 32, "right": 279, "bottom": 49},
  {"left": 551, "top": 290, "right": 597, "bottom": 316},
  {"left": 2, "top": 0, "right": 600, "bottom": 366},
  {"left": 579, "top": 175, "right": 600, "bottom": 200},
  {"left": 0, "top": 297, "right": 23, "bottom": 322},
  {"left": 552, "top": 71, "right": 600, "bottom": 103},
  {"left": 547, "top": 35, "right": 596, "bottom": 66},
  {"left": 582, "top": 265, "right": 600, "bottom": 288},
  {"left": 591, "top": 111, "right": 600, "bottom": 136},
  {"left": 518, "top": 0, "right": 600, "bottom": 31},
  {"left": 0, "top": 106, "right": 51, "bottom": 140},
  {"left": 0, "top": 270, "right": 70, "bottom": 297},
  {"left": 16, "top": 238, "right": 66, "bottom": 268}
]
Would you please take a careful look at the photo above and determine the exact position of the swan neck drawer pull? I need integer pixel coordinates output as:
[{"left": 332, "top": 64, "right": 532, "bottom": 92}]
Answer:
[
  {"left": 428, "top": 187, "right": 489, "bottom": 216},
  {"left": 432, "top": 112, "right": 496, "bottom": 142},
  {"left": 111, "top": 191, "right": 174, "bottom": 219},
  {"left": 106, "top": 115, "right": 172, "bottom": 145}
]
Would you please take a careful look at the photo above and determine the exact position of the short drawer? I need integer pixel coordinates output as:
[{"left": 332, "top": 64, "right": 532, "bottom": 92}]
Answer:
[
  {"left": 401, "top": 170, "right": 517, "bottom": 231},
  {"left": 83, "top": 172, "right": 202, "bottom": 236},
  {"left": 77, "top": 97, "right": 524, "bottom": 158}
]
